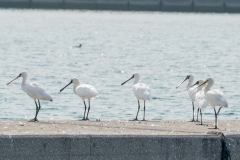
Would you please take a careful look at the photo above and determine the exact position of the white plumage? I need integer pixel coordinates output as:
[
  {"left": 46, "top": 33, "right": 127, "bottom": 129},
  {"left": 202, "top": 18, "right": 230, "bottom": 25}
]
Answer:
[
  {"left": 196, "top": 78, "right": 228, "bottom": 129},
  {"left": 206, "top": 89, "right": 228, "bottom": 108},
  {"left": 6, "top": 72, "right": 53, "bottom": 122},
  {"left": 189, "top": 80, "right": 209, "bottom": 125},
  {"left": 176, "top": 75, "right": 200, "bottom": 121},
  {"left": 133, "top": 83, "right": 151, "bottom": 101},
  {"left": 60, "top": 77, "right": 98, "bottom": 120},
  {"left": 195, "top": 90, "right": 209, "bottom": 110},
  {"left": 23, "top": 82, "right": 52, "bottom": 101},
  {"left": 121, "top": 73, "right": 151, "bottom": 120},
  {"left": 75, "top": 84, "right": 98, "bottom": 100}
]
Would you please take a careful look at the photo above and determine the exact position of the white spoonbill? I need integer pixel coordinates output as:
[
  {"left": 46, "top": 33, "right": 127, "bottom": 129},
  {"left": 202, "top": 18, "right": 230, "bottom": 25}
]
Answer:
[
  {"left": 195, "top": 78, "right": 228, "bottom": 129},
  {"left": 6, "top": 72, "right": 53, "bottom": 122},
  {"left": 187, "top": 80, "right": 209, "bottom": 125},
  {"left": 176, "top": 75, "right": 200, "bottom": 122},
  {"left": 60, "top": 78, "right": 98, "bottom": 120},
  {"left": 121, "top": 73, "right": 151, "bottom": 121}
]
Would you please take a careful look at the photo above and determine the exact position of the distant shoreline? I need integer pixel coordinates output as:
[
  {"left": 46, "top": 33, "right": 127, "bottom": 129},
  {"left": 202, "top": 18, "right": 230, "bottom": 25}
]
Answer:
[{"left": 0, "top": 0, "right": 239, "bottom": 13}]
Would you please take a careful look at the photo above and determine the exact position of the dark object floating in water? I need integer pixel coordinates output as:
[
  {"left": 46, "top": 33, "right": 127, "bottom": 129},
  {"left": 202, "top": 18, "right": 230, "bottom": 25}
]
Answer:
[{"left": 73, "top": 44, "right": 82, "bottom": 48}]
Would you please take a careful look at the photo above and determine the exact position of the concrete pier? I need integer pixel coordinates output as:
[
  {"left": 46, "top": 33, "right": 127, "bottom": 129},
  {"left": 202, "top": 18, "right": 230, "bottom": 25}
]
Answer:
[
  {"left": 64, "top": 0, "right": 96, "bottom": 10},
  {"left": 0, "top": 0, "right": 240, "bottom": 13},
  {"left": 0, "top": 0, "right": 30, "bottom": 8},
  {"left": 97, "top": 0, "right": 128, "bottom": 11},
  {"left": 31, "top": 0, "right": 64, "bottom": 9},
  {"left": 225, "top": 0, "right": 240, "bottom": 13},
  {"left": 0, "top": 120, "right": 239, "bottom": 159},
  {"left": 193, "top": 0, "right": 224, "bottom": 12},
  {"left": 161, "top": 0, "right": 192, "bottom": 12},
  {"left": 129, "top": 0, "right": 161, "bottom": 11}
]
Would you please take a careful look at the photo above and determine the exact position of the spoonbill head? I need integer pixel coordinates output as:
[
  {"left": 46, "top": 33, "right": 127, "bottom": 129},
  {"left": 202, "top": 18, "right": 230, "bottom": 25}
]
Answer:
[
  {"left": 121, "top": 73, "right": 151, "bottom": 121},
  {"left": 7, "top": 72, "right": 53, "bottom": 122},
  {"left": 175, "top": 74, "right": 194, "bottom": 89},
  {"left": 6, "top": 72, "right": 27, "bottom": 85},
  {"left": 196, "top": 78, "right": 228, "bottom": 129},
  {"left": 121, "top": 73, "right": 140, "bottom": 86},
  {"left": 176, "top": 74, "right": 199, "bottom": 122},
  {"left": 60, "top": 77, "right": 98, "bottom": 120}
]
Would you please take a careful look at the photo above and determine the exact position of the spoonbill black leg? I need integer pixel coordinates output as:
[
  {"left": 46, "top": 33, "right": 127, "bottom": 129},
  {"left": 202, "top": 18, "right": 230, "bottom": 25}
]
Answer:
[
  {"left": 86, "top": 100, "right": 90, "bottom": 120},
  {"left": 191, "top": 102, "right": 195, "bottom": 122},
  {"left": 82, "top": 101, "right": 87, "bottom": 120},
  {"left": 143, "top": 101, "right": 146, "bottom": 121},
  {"left": 133, "top": 100, "right": 140, "bottom": 121},
  {"left": 196, "top": 108, "right": 200, "bottom": 122},
  {"left": 214, "top": 107, "right": 222, "bottom": 129},
  {"left": 30, "top": 100, "right": 39, "bottom": 122},
  {"left": 36, "top": 100, "right": 41, "bottom": 118},
  {"left": 200, "top": 109, "right": 202, "bottom": 125}
]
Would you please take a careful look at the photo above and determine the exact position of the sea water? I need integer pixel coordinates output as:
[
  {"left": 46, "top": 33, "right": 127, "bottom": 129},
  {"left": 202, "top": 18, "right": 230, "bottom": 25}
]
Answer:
[{"left": 0, "top": 9, "right": 240, "bottom": 121}]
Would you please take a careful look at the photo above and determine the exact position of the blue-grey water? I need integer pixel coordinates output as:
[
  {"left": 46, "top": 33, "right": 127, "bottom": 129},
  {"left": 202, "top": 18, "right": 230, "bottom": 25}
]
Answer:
[{"left": 0, "top": 9, "right": 240, "bottom": 121}]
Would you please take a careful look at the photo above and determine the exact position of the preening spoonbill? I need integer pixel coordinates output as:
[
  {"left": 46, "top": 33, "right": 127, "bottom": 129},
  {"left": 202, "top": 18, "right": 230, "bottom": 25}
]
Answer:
[
  {"left": 196, "top": 78, "right": 228, "bottom": 129},
  {"left": 176, "top": 75, "right": 199, "bottom": 121},
  {"left": 6, "top": 72, "right": 53, "bottom": 122},
  {"left": 121, "top": 73, "right": 151, "bottom": 121},
  {"left": 60, "top": 78, "right": 98, "bottom": 120},
  {"left": 188, "top": 80, "right": 209, "bottom": 125}
]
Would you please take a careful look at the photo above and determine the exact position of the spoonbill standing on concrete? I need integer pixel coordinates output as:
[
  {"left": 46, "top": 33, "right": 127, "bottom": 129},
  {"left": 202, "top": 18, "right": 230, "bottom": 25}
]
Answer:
[
  {"left": 60, "top": 78, "right": 98, "bottom": 120},
  {"left": 187, "top": 80, "right": 209, "bottom": 125},
  {"left": 176, "top": 75, "right": 200, "bottom": 122},
  {"left": 121, "top": 73, "right": 151, "bottom": 121},
  {"left": 195, "top": 78, "right": 228, "bottom": 129},
  {"left": 6, "top": 72, "right": 53, "bottom": 122}
]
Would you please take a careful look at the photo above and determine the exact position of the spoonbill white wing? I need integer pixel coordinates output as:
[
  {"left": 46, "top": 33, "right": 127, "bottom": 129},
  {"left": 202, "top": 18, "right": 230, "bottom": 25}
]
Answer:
[
  {"left": 23, "top": 82, "right": 52, "bottom": 101},
  {"left": 75, "top": 84, "right": 98, "bottom": 99},
  {"left": 195, "top": 90, "right": 209, "bottom": 109},
  {"left": 206, "top": 89, "right": 228, "bottom": 108},
  {"left": 133, "top": 83, "right": 151, "bottom": 100}
]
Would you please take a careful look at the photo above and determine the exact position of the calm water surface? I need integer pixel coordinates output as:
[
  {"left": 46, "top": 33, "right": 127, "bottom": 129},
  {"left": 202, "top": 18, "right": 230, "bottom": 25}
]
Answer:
[{"left": 0, "top": 9, "right": 240, "bottom": 121}]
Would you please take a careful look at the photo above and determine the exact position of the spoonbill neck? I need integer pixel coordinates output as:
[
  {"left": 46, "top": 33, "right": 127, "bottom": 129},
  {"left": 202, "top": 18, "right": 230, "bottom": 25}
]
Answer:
[
  {"left": 204, "top": 78, "right": 214, "bottom": 94},
  {"left": 204, "top": 82, "right": 212, "bottom": 93},
  {"left": 73, "top": 80, "right": 80, "bottom": 94},
  {"left": 21, "top": 75, "right": 28, "bottom": 86},
  {"left": 186, "top": 78, "right": 194, "bottom": 88},
  {"left": 133, "top": 77, "right": 140, "bottom": 85}
]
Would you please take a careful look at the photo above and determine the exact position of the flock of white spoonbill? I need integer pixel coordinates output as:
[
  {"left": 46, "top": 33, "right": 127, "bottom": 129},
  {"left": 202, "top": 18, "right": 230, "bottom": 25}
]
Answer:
[
  {"left": 176, "top": 75, "right": 228, "bottom": 129},
  {"left": 6, "top": 72, "right": 227, "bottom": 129}
]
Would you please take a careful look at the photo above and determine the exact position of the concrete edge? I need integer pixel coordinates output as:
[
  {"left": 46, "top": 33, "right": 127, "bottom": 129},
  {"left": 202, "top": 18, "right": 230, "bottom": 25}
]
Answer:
[{"left": 0, "top": 134, "right": 228, "bottom": 160}]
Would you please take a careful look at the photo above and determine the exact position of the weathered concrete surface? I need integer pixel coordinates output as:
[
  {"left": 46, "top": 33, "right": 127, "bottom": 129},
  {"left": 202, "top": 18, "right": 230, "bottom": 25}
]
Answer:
[
  {"left": 31, "top": 0, "right": 64, "bottom": 9},
  {"left": 0, "top": 135, "right": 224, "bottom": 160},
  {"left": 0, "top": 120, "right": 239, "bottom": 160},
  {"left": 0, "top": 0, "right": 30, "bottom": 8},
  {"left": 129, "top": 0, "right": 161, "bottom": 11},
  {"left": 0, "top": 120, "right": 239, "bottom": 135},
  {"left": 193, "top": 0, "right": 224, "bottom": 12},
  {"left": 161, "top": 0, "right": 192, "bottom": 12},
  {"left": 225, "top": 0, "right": 240, "bottom": 13},
  {"left": 96, "top": 0, "right": 128, "bottom": 10},
  {"left": 65, "top": 0, "right": 96, "bottom": 10}
]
